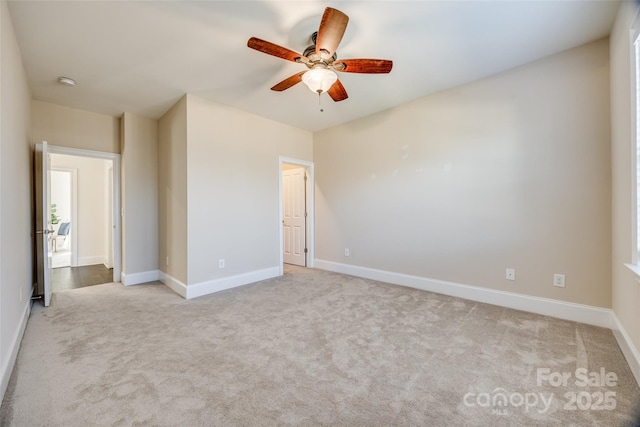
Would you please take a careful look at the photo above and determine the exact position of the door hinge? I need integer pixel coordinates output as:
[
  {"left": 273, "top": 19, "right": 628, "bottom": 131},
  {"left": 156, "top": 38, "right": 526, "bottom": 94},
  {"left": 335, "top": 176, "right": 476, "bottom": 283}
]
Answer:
[
  {"left": 304, "top": 212, "right": 308, "bottom": 218},
  {"left": 304, "top": 248, "right": 308, "bottom": 253},
  {"left": 304, "top": 174, "right": 307, "bottom": 181}
]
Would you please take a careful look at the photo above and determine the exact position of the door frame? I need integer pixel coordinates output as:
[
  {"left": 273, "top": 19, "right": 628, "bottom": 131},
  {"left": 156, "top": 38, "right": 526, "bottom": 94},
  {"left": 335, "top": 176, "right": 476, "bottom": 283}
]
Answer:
[
  {"left": 106, "top": 165, "right": 113, "bottom": 269},
  {"left": 279, "top": 157, "right": 314, "bottom": 275},
  {"left": 47, "top": 145, "right": 122, "bottom": 283}
]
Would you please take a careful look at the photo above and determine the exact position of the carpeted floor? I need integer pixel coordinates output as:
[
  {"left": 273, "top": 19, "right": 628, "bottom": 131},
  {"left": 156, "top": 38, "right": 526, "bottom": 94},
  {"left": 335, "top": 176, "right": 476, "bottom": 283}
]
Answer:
[{"left": 1, "top": 266, "right": 639, "bottom": 426}]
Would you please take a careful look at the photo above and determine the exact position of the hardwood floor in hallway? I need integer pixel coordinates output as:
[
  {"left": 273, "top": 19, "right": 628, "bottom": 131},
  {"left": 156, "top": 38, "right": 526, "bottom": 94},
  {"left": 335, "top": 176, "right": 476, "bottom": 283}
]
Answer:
[{"left": 51, "top": 264, "right": 114, "bottom": 292}]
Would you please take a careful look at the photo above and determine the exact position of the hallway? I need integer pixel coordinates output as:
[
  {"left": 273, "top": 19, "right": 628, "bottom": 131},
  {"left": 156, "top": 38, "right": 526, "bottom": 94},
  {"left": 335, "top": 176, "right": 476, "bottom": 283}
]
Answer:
[{"left": 52, "top": 264, "right": 113, "bottom": 292}]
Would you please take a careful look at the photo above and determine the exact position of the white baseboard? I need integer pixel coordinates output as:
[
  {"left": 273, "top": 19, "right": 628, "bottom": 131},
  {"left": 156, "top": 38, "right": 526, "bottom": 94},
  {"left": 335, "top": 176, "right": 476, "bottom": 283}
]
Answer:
[
  {"left": 158, "top": 267, "right": 280, "bottom": 300},
  {"left": 77, "top": 256, "right": 107, "bottom": 267},
  {"left": 314, "top": 260, "right": 613, "bottom": 328},
  {"left": 1, "top": 301, "right": 30, "bottom": 403},
  {"left": 121, "top": 270, "right": 160, "bottom": 286},
  {"left": 158, "top": 271, "right": 187, "bottom": 298},
  {"left": 186, "top": 267, "right": 280, "bottom": 299},
  {"left": 610, "top": 313, "right": 640, "bottom": 386}
]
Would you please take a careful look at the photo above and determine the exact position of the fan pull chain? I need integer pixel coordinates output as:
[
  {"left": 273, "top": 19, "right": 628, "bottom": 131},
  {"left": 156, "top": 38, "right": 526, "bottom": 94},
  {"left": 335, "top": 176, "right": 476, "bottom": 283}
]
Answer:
[{"left": 318, "top": 92, "right": 324, "bottom": 113}]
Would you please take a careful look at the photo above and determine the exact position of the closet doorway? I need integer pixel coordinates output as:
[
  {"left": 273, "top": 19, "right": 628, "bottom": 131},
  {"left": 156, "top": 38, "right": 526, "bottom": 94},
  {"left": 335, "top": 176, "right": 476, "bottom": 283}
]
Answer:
[{"left": 279, "top": 157, "right": 315, "bottom": 275}]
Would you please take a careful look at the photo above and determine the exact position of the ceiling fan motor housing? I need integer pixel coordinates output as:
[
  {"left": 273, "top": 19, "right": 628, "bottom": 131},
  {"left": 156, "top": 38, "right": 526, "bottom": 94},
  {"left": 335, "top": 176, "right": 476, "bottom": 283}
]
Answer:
[{"left": 303, "top": 33, "right": 337, "bottom": 67}]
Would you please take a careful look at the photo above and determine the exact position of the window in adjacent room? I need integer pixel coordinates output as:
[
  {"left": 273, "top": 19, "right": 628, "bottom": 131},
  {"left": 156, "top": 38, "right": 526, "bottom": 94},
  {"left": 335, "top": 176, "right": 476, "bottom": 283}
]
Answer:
[{"left": 624, "top": 3, "right": 640, "bottom": 277}]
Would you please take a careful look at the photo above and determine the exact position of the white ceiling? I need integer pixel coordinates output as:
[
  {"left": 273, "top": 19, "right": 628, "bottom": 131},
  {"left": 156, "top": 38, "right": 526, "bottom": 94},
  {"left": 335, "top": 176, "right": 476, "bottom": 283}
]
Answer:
[{"left": 8, "top": 1, "right": 620, "bottom": 132}]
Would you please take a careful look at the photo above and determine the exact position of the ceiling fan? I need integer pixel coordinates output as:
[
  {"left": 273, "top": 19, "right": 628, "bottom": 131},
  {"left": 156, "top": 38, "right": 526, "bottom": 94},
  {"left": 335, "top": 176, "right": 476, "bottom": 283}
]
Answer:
[{"left": 247, "top": 7, "right": 392, "bottom": 102}]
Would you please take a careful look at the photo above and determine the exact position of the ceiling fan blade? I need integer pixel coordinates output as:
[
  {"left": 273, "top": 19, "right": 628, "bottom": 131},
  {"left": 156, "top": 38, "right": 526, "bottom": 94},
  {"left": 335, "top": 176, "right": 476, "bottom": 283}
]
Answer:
[
  {"left": 315, "top": 8, "right": 349, "bottom": 59},
  {"left": 334, "top": 59, "right": 393, "bottom": 74},
  {"left": 328, "top": 79, "right": 348, "bottom": 102},
  {"left": 271, "top": 71, "right": 307, "bottom": 92},
  {"left": 248, "top": 37, "right": 304, "bottom": 63}
]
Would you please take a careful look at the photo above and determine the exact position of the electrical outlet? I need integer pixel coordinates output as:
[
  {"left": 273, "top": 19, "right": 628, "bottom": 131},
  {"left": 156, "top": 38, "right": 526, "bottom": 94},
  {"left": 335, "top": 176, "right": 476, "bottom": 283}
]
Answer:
[
  {"left": 506, "top": 268, "right": 516, "bottom": 281},
  {"left": 554, "top": 274, "right": 565, "bottom": 287},
  {"left": 219, "top": 259, "right": 225, "bottom": 269},
  {"left": 344, "top": 248, "right": 350, "bottom": 257}
]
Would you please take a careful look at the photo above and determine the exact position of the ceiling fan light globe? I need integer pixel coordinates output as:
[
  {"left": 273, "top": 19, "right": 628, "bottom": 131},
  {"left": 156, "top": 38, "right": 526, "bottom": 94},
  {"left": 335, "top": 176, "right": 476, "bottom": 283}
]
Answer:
[{"left": 302, "top": 68, "right": 337, "bottom": 94}]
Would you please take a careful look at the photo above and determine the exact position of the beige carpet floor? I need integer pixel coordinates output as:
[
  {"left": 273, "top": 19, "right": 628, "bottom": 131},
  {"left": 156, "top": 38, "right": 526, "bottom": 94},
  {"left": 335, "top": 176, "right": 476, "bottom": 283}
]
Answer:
[{"left": 1, "top": 266, "right": 639, "bottom": 426}]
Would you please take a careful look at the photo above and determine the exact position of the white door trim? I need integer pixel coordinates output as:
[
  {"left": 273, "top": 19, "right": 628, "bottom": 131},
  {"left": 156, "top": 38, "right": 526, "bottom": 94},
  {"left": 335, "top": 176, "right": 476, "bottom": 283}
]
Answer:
[
  {"left": 106, "top": 165, "right": 113, "bottom": 269},
  {"left": 47, "top": 145, "right": 122, "bottom": 283},
  {"left": 279, "top": 157, "right": 314, "bottom": 275}
]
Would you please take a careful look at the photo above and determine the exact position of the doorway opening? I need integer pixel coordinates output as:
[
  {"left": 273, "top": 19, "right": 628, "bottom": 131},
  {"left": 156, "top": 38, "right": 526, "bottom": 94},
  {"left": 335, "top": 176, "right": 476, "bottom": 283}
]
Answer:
[
  {"left": 34, "top": 145, "right": 121, "bottom": 302},
  {"left": 49, "top": 152, "right": 117, "bottom": 292},
  {"left": 50, "top": 168, "right": 75, "bottom": 269},
  {"left": 279, "top": 157, "right": 314, "bottom": 275}
]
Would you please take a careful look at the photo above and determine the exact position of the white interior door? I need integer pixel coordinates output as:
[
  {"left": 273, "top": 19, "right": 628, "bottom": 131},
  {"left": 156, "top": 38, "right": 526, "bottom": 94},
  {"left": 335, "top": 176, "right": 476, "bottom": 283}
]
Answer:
[
  {"left": 35, "top": 142, "right": 53, "bottom": 306},
  {"left": 283, "top": 167, "right": 306, "bottom": 266}
]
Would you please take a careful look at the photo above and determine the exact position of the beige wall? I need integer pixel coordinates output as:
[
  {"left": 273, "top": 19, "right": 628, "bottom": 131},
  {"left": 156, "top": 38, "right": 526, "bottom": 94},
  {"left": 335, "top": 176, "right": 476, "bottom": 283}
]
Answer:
[
  {"left": 32, "top": 100, "right": 120, "bottom": 153},
  {"left": 611, "top": 2, "right": 640, "bottom": 355},
  {"left": 31, "top": 103, "right": 158, "bottom": 279},
  {"left": 121, "top": 113, "right": 159, "bottom": 277},
  {"left": 0, "top": 1, "right": 32, "bottom": 400},
  {"left": 314, "top": 39, "right": 611, "bottom": 308},
  {"left": 50, "top": 154, "right": 109, "bottom": 266},
  {"left": 158, "top": 96, "right": 188, "bottom": 285},
  {"left": 185, "top": 95, "right": 313, "bottom": 285}
]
